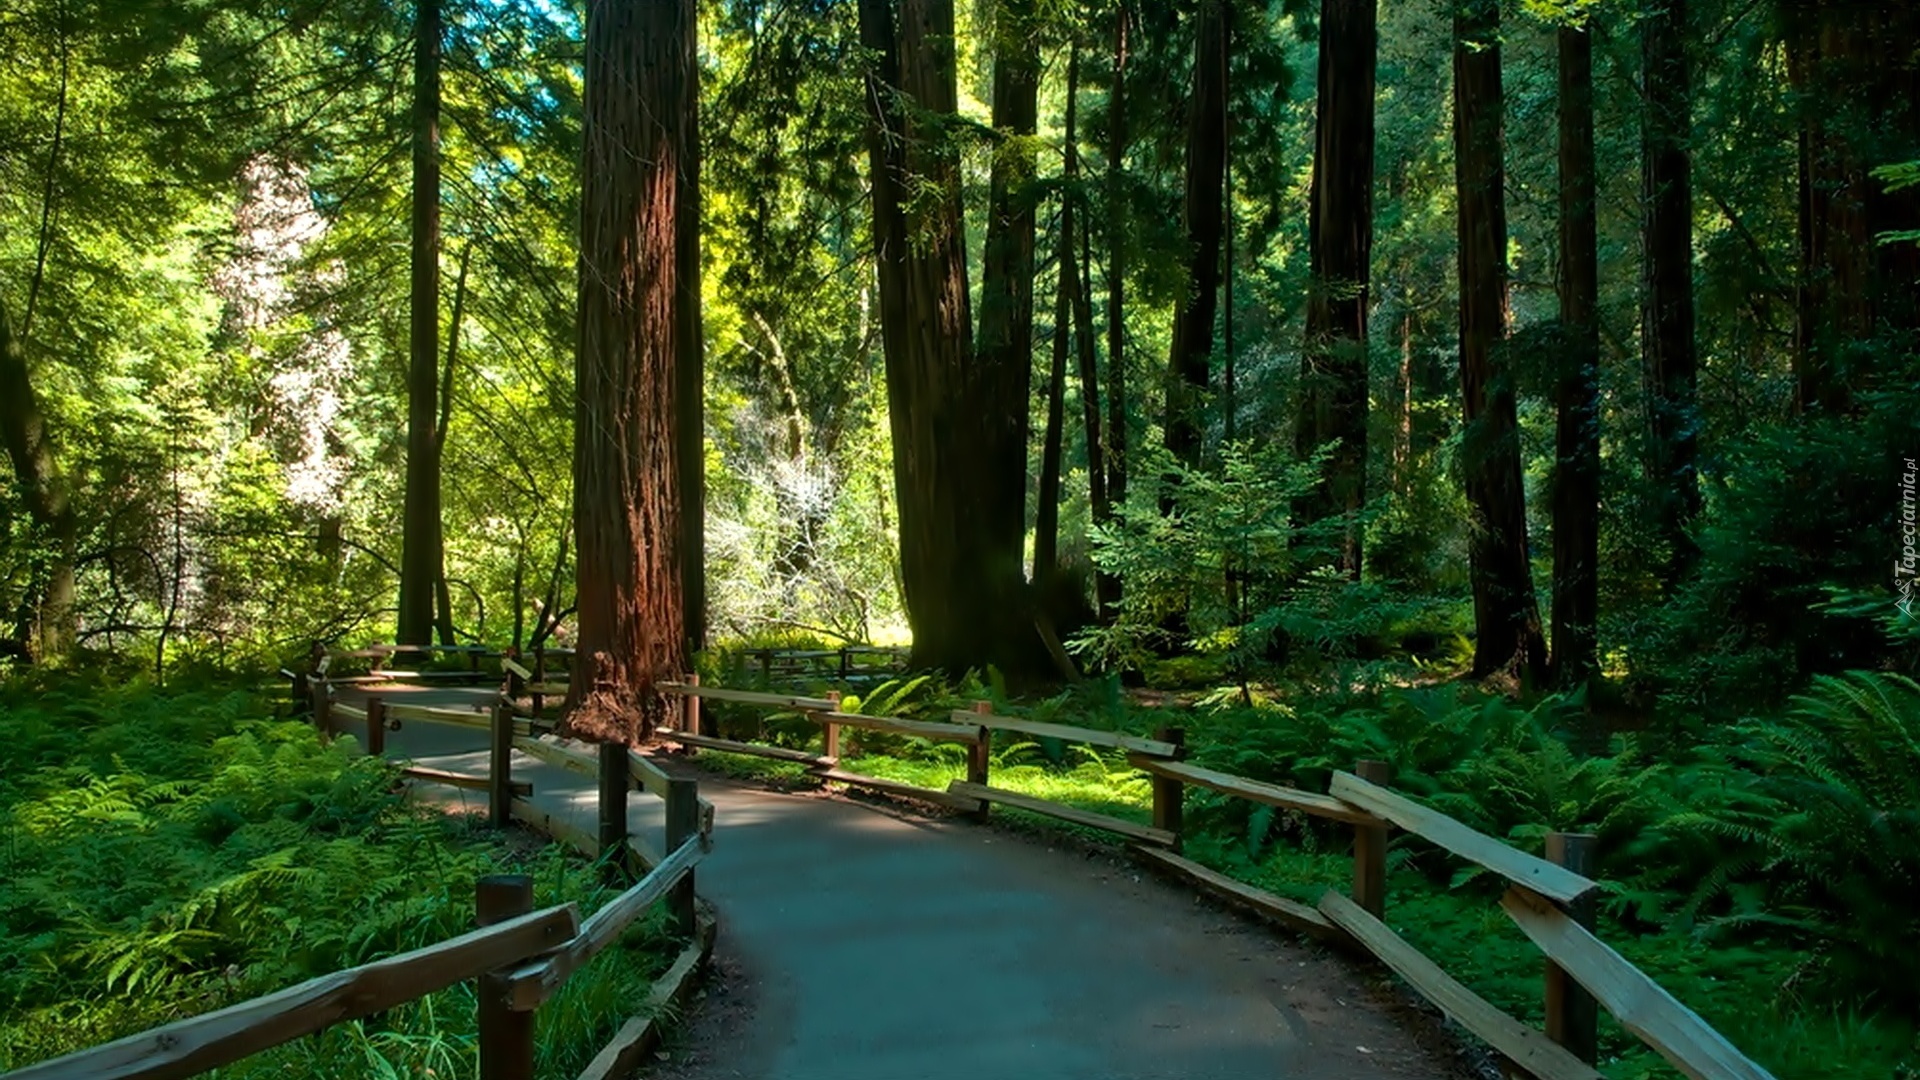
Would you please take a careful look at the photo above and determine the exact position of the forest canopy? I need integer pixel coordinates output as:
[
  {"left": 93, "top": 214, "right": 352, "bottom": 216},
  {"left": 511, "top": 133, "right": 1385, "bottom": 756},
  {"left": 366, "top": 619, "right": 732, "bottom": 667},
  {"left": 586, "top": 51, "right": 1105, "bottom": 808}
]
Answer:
[{"left": 0, "top": 0, "right": 1914, "bottom": 719}]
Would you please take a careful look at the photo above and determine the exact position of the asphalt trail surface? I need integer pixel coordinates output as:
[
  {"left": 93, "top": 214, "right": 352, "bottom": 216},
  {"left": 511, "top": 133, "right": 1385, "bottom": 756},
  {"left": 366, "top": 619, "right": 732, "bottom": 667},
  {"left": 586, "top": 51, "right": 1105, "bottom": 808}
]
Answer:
[{"left": 332, "top": 684, "right": 1470, "bottom": 1080}]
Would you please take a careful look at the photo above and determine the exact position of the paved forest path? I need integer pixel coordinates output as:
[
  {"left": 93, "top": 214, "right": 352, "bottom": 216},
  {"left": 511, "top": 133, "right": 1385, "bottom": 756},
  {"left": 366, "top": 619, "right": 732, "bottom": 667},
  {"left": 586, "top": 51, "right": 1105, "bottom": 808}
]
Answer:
[{"left": 332, "top": 684, "right": 1470, "bottom": 1080}]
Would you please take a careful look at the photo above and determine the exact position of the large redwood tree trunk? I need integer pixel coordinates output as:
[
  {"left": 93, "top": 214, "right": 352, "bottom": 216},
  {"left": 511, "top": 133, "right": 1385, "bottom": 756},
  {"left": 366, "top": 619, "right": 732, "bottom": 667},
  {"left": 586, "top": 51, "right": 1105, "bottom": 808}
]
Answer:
[
  {"left": 1551, "top": 17, "right": 1600, "bottom": 688},
  {"left": 398, "top": 0, "right": 443, "bottom": 646},
  {"left": 860, "top": 0, "right": 1033, "bottom": 675},
  {"left": 1296, "top": 0, "right": 1377, "bottom": 579},
  {"left": 1453, "top": 0, "right": 1545, "bottom": 680},
  {"left": 1163, "top": 0, "right": 1228, "bottom": 470},
  {"left": 1640, "top": 0, "right": 1698, "bottom": 580},
  {"left": 1788, "top": 1, "right": 1920, "bottom": 413},
  {"left": 566, "top": 0, "right": 700, "bottom": 742}
]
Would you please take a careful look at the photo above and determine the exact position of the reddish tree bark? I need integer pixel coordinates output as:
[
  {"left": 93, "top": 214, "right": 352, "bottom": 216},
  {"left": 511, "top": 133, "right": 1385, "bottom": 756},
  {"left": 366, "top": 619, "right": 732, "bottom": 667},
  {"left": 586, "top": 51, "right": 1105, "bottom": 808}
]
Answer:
[
  {"left": 1552, "top": 18, "right": 1600, "bottom": 688},
  {"left": 1163, "top": 0, "right": 1228, "bottom": 470},
  {"left": 1640, "top": 0, "right": 1699, "bottom": 579},
  {"left": 0, "top": 299, "right": 74, "bottom": 662},
  {"left": 1453, "top": 0, "right": 1545, "bottom": 680},
  {"left": 565, "top": 0, "right": 700, "bottom": 742},
  {"left": 1296, "top": 0, "right": 1377, "bottom": 580},
  {"left": 860, "top": 0, "right": 1034, "bottom": 674}
]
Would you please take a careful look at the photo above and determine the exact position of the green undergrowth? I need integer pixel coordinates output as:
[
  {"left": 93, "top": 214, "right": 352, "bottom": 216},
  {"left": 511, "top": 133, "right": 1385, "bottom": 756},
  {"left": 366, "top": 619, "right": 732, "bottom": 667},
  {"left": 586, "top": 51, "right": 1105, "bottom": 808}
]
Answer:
[
  {"left": 687, "top": 669, "right": 1919, "bottom": 1080},
  {"left": 0, "top": 676, "right": 680, "bottom": 1079}
]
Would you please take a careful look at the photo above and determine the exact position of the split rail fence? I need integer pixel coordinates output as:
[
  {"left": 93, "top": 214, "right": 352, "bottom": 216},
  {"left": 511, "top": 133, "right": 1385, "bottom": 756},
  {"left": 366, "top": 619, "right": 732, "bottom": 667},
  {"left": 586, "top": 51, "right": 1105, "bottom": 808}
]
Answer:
[
  {"left": 648, "top": 676, "right": 1777, "bottom": 1080},
  {"left": 6, "top": 647, "right": 716, "bottom": 1080}
]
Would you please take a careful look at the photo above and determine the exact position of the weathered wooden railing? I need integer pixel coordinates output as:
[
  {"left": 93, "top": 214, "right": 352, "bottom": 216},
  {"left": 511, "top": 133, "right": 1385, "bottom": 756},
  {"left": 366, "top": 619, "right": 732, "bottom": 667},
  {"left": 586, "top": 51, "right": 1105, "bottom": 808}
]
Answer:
[
  {"left": 653, "top": 679, "right": 1777, "bottom": 1080},
  {"left": 8, "top": 693, "right": 716, "bottom": 1080}
]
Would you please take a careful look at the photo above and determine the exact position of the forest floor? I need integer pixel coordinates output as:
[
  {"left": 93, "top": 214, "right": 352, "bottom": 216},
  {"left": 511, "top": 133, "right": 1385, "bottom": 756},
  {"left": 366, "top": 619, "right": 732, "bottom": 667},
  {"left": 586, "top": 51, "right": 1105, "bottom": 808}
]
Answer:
[{"left": 337, "top": 684, "right": 1479, "bottom": 1080}]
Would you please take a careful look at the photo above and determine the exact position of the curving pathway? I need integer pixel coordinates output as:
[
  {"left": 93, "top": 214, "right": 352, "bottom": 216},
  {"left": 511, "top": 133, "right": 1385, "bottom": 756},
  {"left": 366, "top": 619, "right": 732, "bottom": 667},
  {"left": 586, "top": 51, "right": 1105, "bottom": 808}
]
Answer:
[{"left": 332, "top": 684, "right": 1470, "bottom": 1080}]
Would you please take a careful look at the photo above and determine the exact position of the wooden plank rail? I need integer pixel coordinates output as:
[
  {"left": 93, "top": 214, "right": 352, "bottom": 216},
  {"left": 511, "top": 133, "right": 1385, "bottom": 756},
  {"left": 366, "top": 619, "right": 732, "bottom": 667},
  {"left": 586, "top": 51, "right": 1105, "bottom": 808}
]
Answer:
[
  {"left": 805, "top": 709, "right": 986, "bottom": 744},
  {"left": 504, "top": 834, "right": 708, "bottom": 1011},
  {"left": 577, "top": 907, "right": 719, "bottom": 1080},
  {"left": 330, "top": 702, "right": 368, "bottom": 723},
  {"left": 656, "top": 726, "right": 839, "bottom": 767},
  {"left": 954, "top": 710, "right": 1180, "bottom": 757},
  {"left": 386, "top": 702, "right": 492, "bottom": 730},
  {"left": 1328, "top": 771, "right": 1598, "bottom": 906},
  {"left": 1128, "top": 756, "right": 1385, "bottom": 826},
  {"left": 3, "top": 904, "right": 580, "bottom": 1080},
  {"left": 629, "top": 749, "right": 674, "bottom": 799},
  {"left": 1130, "top": 846, "right": 1338, "bottom": 939},
  {"left": 947, "top": 781, "right": 1177, "bottom": 846},
  {"left": 401, "top": 765, "right": 531, "bottom": 797},
  {"left": 1501, "top": 889, "right": 1779, "bottom": 1080},
  {"left": 1318, "top": 890, "right": 1604, "bottom": 1080},
  {"left": 658, "top": 681, "right": 838, "bottom": 712}
]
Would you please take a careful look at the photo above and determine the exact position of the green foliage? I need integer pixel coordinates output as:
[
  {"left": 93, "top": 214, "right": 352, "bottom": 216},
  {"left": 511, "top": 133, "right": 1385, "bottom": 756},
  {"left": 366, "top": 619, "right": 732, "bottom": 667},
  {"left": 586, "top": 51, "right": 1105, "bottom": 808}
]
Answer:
[{"left": 0, "top": 678, "right": 674, "bottom": 1076}]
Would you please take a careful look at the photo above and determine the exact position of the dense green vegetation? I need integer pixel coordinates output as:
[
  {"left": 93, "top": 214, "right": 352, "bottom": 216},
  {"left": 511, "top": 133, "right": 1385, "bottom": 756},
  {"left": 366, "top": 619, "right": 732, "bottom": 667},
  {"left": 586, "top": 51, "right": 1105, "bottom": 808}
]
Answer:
[
  {"left": 0, "top": 680, "right": 674, "bottom": 1077},
  {"left": 2, "top": 0, "right": 1916, "bottom": 1074}
]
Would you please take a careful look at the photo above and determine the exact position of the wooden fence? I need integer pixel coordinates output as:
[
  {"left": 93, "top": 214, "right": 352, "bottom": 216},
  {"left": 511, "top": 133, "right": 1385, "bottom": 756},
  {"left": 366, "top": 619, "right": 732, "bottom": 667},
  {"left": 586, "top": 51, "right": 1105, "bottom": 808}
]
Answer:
[
  {"left": 651, "top": 679, "right": 1778, "bottom": 1080},
  {"left": 6, "top": 668, "right": 716, "bottom": 1080}
]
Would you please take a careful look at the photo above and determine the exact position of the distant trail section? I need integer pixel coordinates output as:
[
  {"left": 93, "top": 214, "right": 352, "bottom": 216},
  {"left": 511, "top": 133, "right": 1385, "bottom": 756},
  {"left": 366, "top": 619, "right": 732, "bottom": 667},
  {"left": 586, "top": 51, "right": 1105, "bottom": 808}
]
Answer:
[{"left": 333, "top": 684, "right": 1470, "bottom": 1080}]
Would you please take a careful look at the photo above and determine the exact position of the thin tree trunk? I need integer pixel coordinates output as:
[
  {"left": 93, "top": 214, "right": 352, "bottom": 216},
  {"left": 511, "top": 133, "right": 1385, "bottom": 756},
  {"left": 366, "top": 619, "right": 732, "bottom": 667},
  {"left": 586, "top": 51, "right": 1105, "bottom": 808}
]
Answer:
[
  {"left": 398, "top": 0, "right": 443, "bottom": 646},
  {"left": 432, "top": 241, "right": 470, "bottom": 646},
  {"left": 1163, "top": 0, "right": 1229, "bottom": 470},
  {"left": 677, "top": 23, "right": 708, "bottom": 657},
  {"left": 977, "top": 0, "right": 1040, "bottom": 603},
  {"left": 1297, "top": 0, "right": 1376, "bottom": 580},
  {"left": 1453, "top": 0, "right": 1545, "bottom": 681},
  {"left": 1640, "top": 0, "right": 1699, "bottom": 581},
  {"left": 1394, "top": 310, "right": 1412, "bottom": 492},
  {"left": 1034, "top": 224, "right": 1070, "bottom": 589},
  {"left": 1064, "top": 49, "right": 1111, "bottom": 613},
  {"left": 23, "top": 3, "right": 68, "bottom": 344},
  {"left": 1103, "top": 0, "right": 1131, "bottom": 610},
  {"left": 1552, "top": 18, "right": 1601, "bottom": 689},
  {"left": 566, "top": 0, "right": 698, "bottom": 742}
]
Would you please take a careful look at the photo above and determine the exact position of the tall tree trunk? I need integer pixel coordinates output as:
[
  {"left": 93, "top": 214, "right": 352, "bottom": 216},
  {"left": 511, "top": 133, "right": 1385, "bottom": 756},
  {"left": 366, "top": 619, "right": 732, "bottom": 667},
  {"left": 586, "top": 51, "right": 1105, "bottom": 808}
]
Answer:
[
  {"left": 1102, "top": 0, "right": 1131, "bottom": 611},
  {"left": 0, "top": 300, "right": 75, "bottom": 662},
  {"left": 977, "top": 0, "right": 1040, "bottom": 599},
  {"left": 1163, "top": 0, "right": 1228, "bottom": 470},
  {"left": 677, "top": 21, "right": 708, "bottom": 658},
  {"left": 1063, "top": 49, "right": 1112, "bottom": 613},
  {"left": 1296, "top": 0, "right": 1377, "bottom": 580},
  {"left": 1552, "top": 18, "right": 1601, "bottom": 688},
  {"left": 1453, "top": 0, "right": 1545, "bottom": 681},
  {"left": 1641, "top": 0, "right": 1699, "bottom": 580},
  {"left": 397, "top": 0, "right": 443, "bottom": 646},
  {"left": 860, "top": 0, "right": 1033, "bottom": 674},
  {"left": 432, "top": 241, "right": 470, "bottom": 646},
  {"left": 1788, "top": 1, "right": 1920, "bottom": 413},
  {"left": 566, "top": 0, "right": 698, "bottom": 742},
  {"left": 1034, "top": 222, "right": 1070, "bottom": 589}
]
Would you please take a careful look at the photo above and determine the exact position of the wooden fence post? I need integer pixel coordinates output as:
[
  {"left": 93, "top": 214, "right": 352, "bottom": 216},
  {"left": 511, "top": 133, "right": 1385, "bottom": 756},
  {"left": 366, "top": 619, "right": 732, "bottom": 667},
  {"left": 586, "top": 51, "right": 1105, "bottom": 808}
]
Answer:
[
  {"left": 599, "top": 741, "right": 629, "bottom": 881},
  {"left": 310, "top": 681, "right": 332, "bottom": 742},
  {"left": 1545, "top": 831, "right": 1599, "bottom": 1064},
  {"left": 685, "top": 671, "right": 703, "bottom": 739},
  {"left": 489, "top": 702, "right": 514, "bottom": 829},
  {"left": 476, "top": 875, "right": 535, "bottom": 1080},
  {"left": 1353, "top": 758, "right": 1393, "bottom": 918},
  {"left": 365, "top": 697, "right": 386, "bottom": 757},
  {"left": 1152, "top": 726, "right": 1186, "bottom": 851},
  {"left": 967, "top": 700, "right": 993, "bottom": 822},
  {"left": 821, "top": 683, "right": 841, "bottom": 761},
  {"left": 665, "top": 778, "right": 700, "bottom": 937},
  {"left": 531, "top": 649, "right": 547, "bottom": 718}
]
